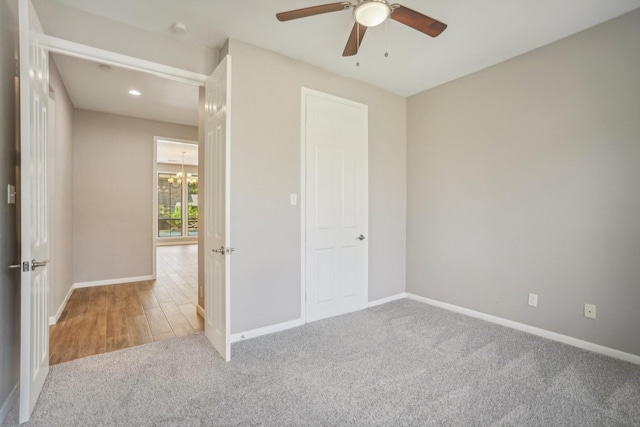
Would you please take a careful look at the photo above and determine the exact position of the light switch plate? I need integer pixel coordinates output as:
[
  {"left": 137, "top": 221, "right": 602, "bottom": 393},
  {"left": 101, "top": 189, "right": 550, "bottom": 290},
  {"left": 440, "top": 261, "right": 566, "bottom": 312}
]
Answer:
[
  {"left": 7, "top": 184, "right": 16, "bottom": 204},
  {"left": 290, "top": 193, "right": 297, "bottom": 205}
]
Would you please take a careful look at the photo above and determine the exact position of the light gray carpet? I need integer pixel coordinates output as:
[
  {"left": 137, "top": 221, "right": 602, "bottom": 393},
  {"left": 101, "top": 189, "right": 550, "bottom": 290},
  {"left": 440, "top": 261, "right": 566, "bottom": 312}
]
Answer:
[{"left": 3, "top": 299, "right": 640, "bottom": 426}]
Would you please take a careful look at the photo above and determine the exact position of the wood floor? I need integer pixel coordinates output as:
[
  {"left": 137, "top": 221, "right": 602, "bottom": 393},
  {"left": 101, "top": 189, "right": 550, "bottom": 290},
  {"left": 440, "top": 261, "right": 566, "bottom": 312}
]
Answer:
[{"left": 49, "top": 244, "right": 203, "bottom": 365}]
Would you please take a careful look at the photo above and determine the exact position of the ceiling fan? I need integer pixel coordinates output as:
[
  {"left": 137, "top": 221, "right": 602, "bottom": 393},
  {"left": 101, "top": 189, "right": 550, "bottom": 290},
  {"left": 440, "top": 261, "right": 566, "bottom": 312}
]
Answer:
[{"left": 276, "top": 0, "right": 447, "bottom": 57}]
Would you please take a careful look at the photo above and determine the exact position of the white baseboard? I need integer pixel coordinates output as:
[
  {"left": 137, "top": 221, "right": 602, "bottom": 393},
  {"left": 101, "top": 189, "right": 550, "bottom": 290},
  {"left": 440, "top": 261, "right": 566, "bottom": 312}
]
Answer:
[
  {"left": 0, "top": 383, "right": 18, "bottom": 425},
  {"left": 228, "top": 294, "right": 407, "bottom": 344},
  {"left": 406, "top": 293, "right": 640, "bottom": 365},
  {"left": 231, "top": 318, "right": 305, "bottom": 343},
  {"left": 49, "top": 285, "right": 74, "bottom": 325},
  {"left": 73, "top": 275, "right": 155, "bottom": 289},
  {"left": 368, "top": 292, "right": 407, "bottom": 308},
  {"left": 196, "top": 304, "right": 205, "bottom": 319}
]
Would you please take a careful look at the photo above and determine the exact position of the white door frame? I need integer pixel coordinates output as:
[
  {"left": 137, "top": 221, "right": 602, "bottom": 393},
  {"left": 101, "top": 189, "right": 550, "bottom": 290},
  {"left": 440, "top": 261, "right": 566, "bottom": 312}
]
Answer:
[
  {"left": 38, "top": 37, "right": 230, "bottom": 336},
  {"left": 40, "top": 37, "right": 207, "bottom": 292},
  {"left": 299, "top": 87, "right": 369, "bottom": 323},
  {"left": 38, "top": 35, "right": 209, "bottom": 282},
  {"left": 40, "top": 34, "right": 208, "bottom": 86},
  {"left": 47, "top": 91, "right": 56, "bottom": 323},
  {"left": 18, "top": 26, "right": 218, "bottom": 412}
]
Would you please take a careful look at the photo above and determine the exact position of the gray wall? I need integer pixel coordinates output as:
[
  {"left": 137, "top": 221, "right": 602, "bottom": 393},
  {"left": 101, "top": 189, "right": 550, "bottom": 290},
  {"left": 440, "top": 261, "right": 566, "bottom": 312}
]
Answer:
[
  {"left": 73, "top": 110, "right": 197, "bottom": 284},
  {"left": 406, "top": 10, "right": 640, "bottom": 356},
  {"left": 227, "top": 40, "right": 407, "bottom": 334},
  {"left": 48, "top": 57, "right": 74, "bottom": 319},
  {"left": 0, "top": 0, "right": 19, "bottom": 419}
]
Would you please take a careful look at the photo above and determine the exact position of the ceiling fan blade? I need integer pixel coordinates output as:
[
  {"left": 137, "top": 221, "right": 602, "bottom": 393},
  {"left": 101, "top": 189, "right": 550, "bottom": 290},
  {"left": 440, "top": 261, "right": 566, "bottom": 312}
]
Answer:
[
  {"left": 390, "top": 5, "right": 447, "bottom": 37},
  {"left": 343, "top": 23, "right": 368, "bottom": 56},
  {"left": 276, "top": 2, "right": 349, "bottom": 22}
]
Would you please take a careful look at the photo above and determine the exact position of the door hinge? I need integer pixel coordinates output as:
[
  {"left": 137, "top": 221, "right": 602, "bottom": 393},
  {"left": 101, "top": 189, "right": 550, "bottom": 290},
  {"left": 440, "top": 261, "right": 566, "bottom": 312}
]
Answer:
[
  {"left": 22, "top": 261, "right": 29, "bottom": 272},
  {"left": 15, "top": 59, "right": 19, "bottom": 77}
]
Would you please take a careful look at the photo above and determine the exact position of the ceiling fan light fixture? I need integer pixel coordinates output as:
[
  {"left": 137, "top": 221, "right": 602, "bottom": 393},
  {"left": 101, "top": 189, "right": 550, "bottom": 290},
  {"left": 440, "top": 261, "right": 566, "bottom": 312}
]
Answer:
[{"left": 354, "top": 0, "right": 390, "bottom": 27}]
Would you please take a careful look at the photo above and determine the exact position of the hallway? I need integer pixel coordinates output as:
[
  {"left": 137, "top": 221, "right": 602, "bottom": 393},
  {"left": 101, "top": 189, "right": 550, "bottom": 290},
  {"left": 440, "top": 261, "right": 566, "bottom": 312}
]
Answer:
[{"left": 49, "top": 245, "right": 202, "bottom": 365}]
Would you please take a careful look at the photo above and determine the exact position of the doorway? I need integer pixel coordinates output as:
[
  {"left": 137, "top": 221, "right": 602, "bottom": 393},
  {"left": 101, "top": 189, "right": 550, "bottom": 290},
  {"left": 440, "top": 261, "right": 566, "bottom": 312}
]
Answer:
[
  {"left": 154, "top": 138, "right": 199, "bottom": 244},
  {"left": 47, "top": 56, "right": 203, "bottom": 364},
  {"left": 19, "top": 5, "right": 231, "bottom": 420}
]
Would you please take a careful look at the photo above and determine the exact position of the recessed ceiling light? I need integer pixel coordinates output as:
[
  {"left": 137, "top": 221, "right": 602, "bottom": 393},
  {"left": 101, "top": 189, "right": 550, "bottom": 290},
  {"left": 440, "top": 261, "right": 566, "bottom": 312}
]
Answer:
[{"left": 128, "top": 89, "right": 141, "bottom": 96}]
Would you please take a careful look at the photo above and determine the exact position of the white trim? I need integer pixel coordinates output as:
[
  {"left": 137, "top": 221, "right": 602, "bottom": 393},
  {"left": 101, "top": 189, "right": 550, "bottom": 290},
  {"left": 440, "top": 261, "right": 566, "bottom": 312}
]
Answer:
[
  {"left": 196, "top": 304, "right": 205, "bottom": 319},
  {"left": 73, "top": 275, "right": 154, "bottom": 289},
  {"left": 156, "top": 136, "right": 199, "bottom": 146},
  {"left": 299, "top": 89, "right": 307, "bottom": 323},
  {"left": 224, "top": 56, "right": 233, "bottom": 360},
  {"left": 38, "top": 34, "right": 208, "bottom": 87},
  {"left": 230, "top": 318, "right": 305, "bottom": 343},
  {"left": 406, "top": 293, "right": 640, "bottom": 365},
  {"left": 0, "top": 383, "right": 18, "bottom": 425},
  {"left": 48, "top": 285, "right": 74, "bottom": 325},
  {"left": 229, "top": 294, "right": 406, "bottom": 344},
  {"left": 368, "top": 293, "right": 407, "bottom": 308},
  {"left": 47, "top": 91, "right": 57, "bottom": 328},
  {"left": 152, "top": 137, "right": 158, "bottom": 279}
]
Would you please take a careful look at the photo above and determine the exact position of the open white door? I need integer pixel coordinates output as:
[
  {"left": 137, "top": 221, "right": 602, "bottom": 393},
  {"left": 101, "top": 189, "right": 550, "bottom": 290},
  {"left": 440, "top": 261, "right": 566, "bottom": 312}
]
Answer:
[
  {"left": 203, "top": 56, "right": 231, "bottom": 361},
  {"left": 18, "top": 0, "right": 50, "bottom": 422}
]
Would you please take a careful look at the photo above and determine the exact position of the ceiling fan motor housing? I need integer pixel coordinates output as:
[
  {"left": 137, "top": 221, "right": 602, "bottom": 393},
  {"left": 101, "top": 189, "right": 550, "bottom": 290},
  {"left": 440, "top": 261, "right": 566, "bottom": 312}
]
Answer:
[{"left": 353, "top": 0, "right": 391, "bottom": 27}]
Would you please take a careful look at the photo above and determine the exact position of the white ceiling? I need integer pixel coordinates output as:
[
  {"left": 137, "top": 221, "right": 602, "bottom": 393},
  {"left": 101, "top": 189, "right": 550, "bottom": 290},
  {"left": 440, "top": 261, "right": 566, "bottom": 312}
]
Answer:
[
  {"left": 51, "top": 54, "right": 199, "bottom": 126},
  {"left": 42, "top": 0, "right": 640, "bottom": 98},
  {"left": 157, "top": 140, "right": 198, "bottom": 166}
]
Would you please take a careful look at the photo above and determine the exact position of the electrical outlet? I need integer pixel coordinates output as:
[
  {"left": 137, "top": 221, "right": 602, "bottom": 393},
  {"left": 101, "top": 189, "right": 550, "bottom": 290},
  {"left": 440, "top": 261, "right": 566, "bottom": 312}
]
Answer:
[
  {"left": 584, "top": 303, "right": 596, "bottom": 319},
  {"left": 528, "top": 293, "right": 538, "bottom": 307}
]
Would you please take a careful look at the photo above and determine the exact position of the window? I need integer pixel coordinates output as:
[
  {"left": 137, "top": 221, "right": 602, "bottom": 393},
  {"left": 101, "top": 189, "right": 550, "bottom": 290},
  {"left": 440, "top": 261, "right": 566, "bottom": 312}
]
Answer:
[{"left": 158, "top": 172, "right": 198, "bottom": 238}]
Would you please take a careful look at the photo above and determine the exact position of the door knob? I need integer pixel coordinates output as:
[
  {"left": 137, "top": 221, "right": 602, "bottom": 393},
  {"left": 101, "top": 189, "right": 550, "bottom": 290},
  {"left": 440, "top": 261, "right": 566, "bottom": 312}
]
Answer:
[
  {"left": 213, "top": 246, "right": 235, "bottom": 255},
  {"left": 31, "top": 259, "right": 49, "bottom": 270},
  {"left": 356, "top": 235, "right": 366, "bottom": 241}
]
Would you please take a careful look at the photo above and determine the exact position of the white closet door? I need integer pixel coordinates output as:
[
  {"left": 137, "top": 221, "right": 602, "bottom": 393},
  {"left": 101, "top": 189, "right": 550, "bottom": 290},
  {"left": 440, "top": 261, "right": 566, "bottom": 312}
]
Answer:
[{"left": 304, "top": 90, "right": 368, "bottom": 322}]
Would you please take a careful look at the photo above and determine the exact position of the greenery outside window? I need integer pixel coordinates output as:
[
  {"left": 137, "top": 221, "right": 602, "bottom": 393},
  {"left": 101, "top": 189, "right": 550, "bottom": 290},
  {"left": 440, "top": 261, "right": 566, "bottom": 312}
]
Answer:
[{"left": 158, "top": 172, "right": 198, "bottom": 238}]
